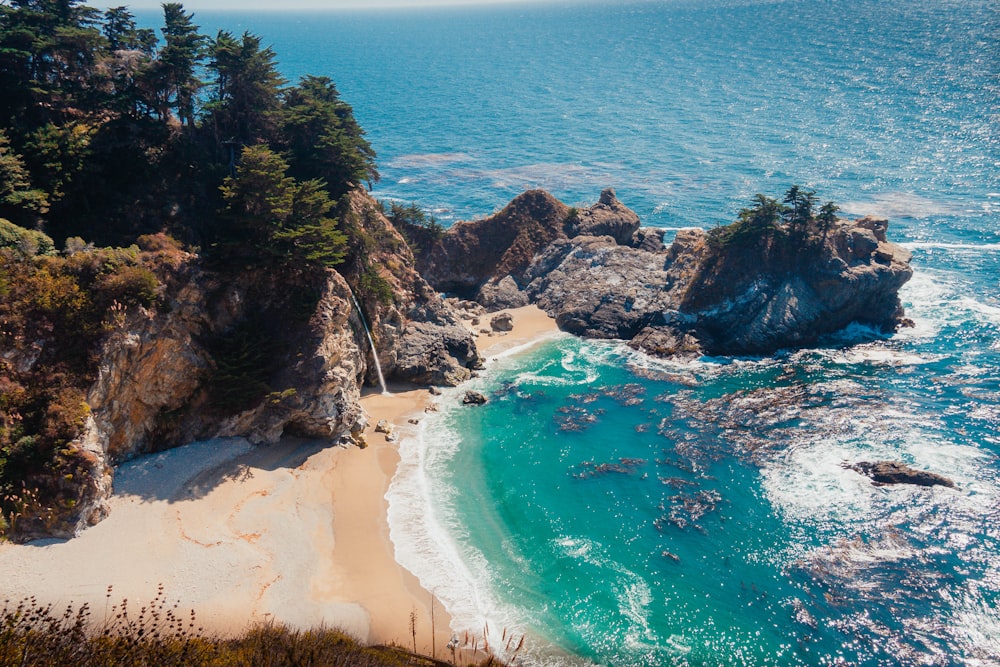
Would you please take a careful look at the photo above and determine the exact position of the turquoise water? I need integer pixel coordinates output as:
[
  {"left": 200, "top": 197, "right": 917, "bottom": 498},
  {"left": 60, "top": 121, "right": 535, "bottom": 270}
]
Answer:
[{"left": 148, "top": 0, "right": 999, "bottom": 662}]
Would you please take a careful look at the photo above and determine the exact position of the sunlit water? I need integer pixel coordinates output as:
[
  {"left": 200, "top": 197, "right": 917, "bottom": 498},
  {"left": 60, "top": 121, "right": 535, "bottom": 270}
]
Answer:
[{"left": 149, "top": 0, "right": 999, "bottom": 662}]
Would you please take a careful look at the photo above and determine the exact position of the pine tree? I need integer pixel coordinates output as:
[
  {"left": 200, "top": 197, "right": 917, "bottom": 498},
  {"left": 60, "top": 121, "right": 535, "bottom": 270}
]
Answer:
[
  {"left": 206, "top": 30, "right": 285, "bottom": 146},
  {"left": 278, "top": 75, "right": 378, "bottom": 197},
  {"left": 153, "top": 3, "right": 204, "bottom": 127}
]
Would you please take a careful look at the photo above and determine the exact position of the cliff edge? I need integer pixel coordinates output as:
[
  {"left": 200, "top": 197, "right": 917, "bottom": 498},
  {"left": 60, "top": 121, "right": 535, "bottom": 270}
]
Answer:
[{"left": 0, "top": 191, "right": 479, "bottom": 540}]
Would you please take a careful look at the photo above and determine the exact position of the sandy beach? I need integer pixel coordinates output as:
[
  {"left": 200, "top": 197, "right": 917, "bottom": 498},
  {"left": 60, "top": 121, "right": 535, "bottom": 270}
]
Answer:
[{"left": 0, "top": 304, "right": 558, "bottom": 657}]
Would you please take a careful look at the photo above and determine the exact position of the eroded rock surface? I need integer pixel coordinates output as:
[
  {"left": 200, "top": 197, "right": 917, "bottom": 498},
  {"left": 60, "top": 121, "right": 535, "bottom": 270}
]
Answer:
[{"left": 419, "top": 189, "right": 913, "bottom": 358}]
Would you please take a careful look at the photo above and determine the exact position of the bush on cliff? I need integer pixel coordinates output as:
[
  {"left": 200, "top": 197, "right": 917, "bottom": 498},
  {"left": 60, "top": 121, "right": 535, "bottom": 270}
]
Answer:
[{"left": 0, "top": 244, "right": 161, "bottom": 538}]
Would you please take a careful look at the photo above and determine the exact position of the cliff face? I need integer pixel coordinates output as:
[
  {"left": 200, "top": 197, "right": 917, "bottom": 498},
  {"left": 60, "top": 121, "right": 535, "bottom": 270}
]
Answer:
[
  {"left": 414, "top": 189, "right": 571, "bottom": 308},
  {"left": 6, "top": 191, "right": 479, "bottom": 539},
  {"left": 414, "top": 188, "right": 645, "bottom": 310},
  {"left": 339, "top": 191, "right": 480, "bottom": 386},
  {"left": 422, "top": 190, "right": 913, "bottom": 358}
]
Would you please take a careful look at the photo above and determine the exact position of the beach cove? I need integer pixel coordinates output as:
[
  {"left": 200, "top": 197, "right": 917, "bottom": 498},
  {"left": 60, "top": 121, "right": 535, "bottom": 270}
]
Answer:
[{"left": 0, "top": 306, "right": 559, "bottom": 657}]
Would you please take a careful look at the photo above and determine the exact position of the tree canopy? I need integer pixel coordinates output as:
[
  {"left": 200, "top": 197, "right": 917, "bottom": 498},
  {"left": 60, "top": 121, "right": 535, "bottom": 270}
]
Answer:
[{"left": 0, "top": 0, "right": 377, "bottom": 264}]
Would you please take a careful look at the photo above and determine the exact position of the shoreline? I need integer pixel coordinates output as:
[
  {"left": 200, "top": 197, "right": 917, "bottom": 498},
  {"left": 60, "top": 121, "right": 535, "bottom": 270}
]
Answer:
[{"left": 0, "top": 304, "right": 559, "bottom": 658}]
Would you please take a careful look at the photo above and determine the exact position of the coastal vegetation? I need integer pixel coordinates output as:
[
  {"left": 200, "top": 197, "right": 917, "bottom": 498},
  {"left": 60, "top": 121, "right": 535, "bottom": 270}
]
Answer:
[
  {"left": 0, "top": 590, "right": 459, "bottom": 667},
  {"left": 0, "top": 0, "right": 382, "bottom": 538},
  {"left": 706, "top": 185, "right": 840, "bottom": 249}
]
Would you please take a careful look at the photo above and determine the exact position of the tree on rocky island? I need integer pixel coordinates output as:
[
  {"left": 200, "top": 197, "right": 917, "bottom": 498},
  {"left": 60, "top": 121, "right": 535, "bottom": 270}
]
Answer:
[
  {"left": 782, "top": 184, "right": 817, "bottom": 229},
  {"left": 818, "top": 201, "right": 840, "bottom": 237},
  {"left": 710, "top": 186, "right": 840, "bottom": 250}
]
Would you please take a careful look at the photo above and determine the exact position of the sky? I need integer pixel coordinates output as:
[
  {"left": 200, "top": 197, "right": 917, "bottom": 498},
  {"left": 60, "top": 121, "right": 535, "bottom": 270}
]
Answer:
[{"left": 87, "top": 0, "right": 552, "bottom": 10}]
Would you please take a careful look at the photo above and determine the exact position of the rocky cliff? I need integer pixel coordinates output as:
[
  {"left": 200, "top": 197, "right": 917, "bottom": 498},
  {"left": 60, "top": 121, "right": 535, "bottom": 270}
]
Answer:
[
  {"left": 419, "top": 189, "right": 913, "bottom": 358},
  {"left": 415, "top": 188, "right": 646, "bottom": 309},
  {"left": 339, "top": 191, "right": 480, "bottom": 386},
  {"left": 3, "top": 191, "right": 479, "bottom": 539}
]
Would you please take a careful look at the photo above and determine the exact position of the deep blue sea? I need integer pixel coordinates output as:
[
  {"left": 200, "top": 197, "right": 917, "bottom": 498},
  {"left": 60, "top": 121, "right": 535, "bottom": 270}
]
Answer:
[{"left": 148, "top": 0, "right": 998, "bottom": 663}]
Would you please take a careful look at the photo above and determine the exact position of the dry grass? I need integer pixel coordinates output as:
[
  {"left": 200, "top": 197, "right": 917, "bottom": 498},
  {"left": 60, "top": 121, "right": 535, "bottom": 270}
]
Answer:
[{"left": 0, "top": 586, "right": 474, "bottom": 667}]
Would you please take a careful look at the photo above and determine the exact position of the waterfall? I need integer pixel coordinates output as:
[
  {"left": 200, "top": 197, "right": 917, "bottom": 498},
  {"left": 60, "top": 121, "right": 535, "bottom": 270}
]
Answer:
[{"left": 348, "top": 289, "right": 389, "bottom": 394}]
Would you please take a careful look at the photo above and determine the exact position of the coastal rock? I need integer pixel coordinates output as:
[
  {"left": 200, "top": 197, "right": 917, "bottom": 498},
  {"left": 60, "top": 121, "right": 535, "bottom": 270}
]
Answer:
[
  {"left": 414, "top": 189, "right": 571, "bottom": 308},
  {"left": 565, "top": 188, "right": 642, "bottom": 245},
  {"left": 845, "top": 461, "right": 957, "bottom": 489},
  {"left": 12, "top": 189, "right": 483, "bottom": 540},
  {"left": 524, "top": 235, "right": 673, "bottom": 340},
  {"left": 340, "top": 191, "right": 482, "bottom": 386},
  {"left": 412, "top": 189, "right": 647, "bottom": 311},
  {"left": 462, "top": 390, "right": 488, "bottom": 405},
  {"left": 477, "top": 274, "right": 529, "bottom": 309},
  {"left": 630, "top": 227, "right": 667, "bottom": 252},
  {"left": 490, "top": 312, "right": 514, "bottom": 332},
  {"left": 516, "top": 200, "right": 913, "bottom": 357}
]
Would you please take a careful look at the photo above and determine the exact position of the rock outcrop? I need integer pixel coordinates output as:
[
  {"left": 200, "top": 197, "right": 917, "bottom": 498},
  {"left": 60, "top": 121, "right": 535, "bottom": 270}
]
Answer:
[
  {"left": 338, "top": 190, "right": 481, "bottom": 386},
  {"left": 420, "top": 189, "right": 913, "bottom": 358},
  {"left": 7, "top": 190, "right": 481, "bottom": 539},
  {"left": 845, "top": 461, "right": 957, "bottom": 489},
  {"left": 413, "top": 187, "right": 655, "bottom": 310},
  {"left": 414, "top": 189, "right": 571, "bottom": 309},
  {"left": 564, "top": 187, "right": 641, "bottom": 245}
]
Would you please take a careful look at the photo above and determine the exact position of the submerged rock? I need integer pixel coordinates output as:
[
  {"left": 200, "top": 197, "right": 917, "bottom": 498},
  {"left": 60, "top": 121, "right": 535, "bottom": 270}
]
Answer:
[{"left": 845, "top": 460, "right": 957, "bottom": 489}]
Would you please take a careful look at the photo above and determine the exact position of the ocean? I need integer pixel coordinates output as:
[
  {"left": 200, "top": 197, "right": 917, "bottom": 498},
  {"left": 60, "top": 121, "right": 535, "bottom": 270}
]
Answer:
[{"left": 150, "top": 0, "right": 999, "bottom": 663}]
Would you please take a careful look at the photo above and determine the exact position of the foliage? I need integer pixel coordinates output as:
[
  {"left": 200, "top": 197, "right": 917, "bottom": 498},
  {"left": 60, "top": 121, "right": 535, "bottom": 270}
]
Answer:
[
  {"left": 279, "top": 75, "right": 379, "bottom": 197},
  {"left": 0, "top": 588, "right": 451, "bottom": 666},
  {"left": 0, "top": 219, "right": 55, "bottom": 257},
  {"left": 0, "top": 245, "right": 160, "bottom": 538},
  {"left": 0, "top": 1, "right": 377, "bottom": 254},
  {"left": 0, "top": 131, "right": 48, "bottom": 223},
  {"left": 360, "top": 264, "right": 394, "bottom": 307},
  {"left": 382, "top": 200, "right": 443, "bottom": 257},
  {"left": 217, "top": 144, "right": 347, "bottom": 268},
  {"left": 708, "top": 185, "right": 841, "bottom": 250},
  {"left": 205, "top": 317, "right": 275, "bottom": 414},
  {"left": 154, "top": 2, "right": 205, "bottom": 128},
  {"left": 205, "top": 30, "right": 284, "bottom": 146},
  {"left": 384, "top": 201, "right": 443, "bottom": 239}
]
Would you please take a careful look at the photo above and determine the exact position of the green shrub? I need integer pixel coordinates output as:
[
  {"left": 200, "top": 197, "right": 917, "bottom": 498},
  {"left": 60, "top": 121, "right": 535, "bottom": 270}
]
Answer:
[
  {"left": 0, "top": 219, "right": 55, "bottom": 257},
  {"left": 360, "top": 264, "right": 394, "bottom": 306}
]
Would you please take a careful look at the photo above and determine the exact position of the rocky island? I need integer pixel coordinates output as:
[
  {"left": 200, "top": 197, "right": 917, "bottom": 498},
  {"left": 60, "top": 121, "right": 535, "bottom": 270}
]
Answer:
[{"left": 410, "top": 187, "right": 913, "bottom": 357}]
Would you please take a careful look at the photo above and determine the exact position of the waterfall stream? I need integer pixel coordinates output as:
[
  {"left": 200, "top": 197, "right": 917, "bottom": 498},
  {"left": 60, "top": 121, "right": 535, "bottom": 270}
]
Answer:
[{"left": 348, "top": 290, "right": 388, "bottom": 394}]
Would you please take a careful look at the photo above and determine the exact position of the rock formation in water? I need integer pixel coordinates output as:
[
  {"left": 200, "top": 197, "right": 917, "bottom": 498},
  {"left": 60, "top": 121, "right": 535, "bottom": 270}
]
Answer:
[
  {"left": 416, "top": 188, "right": 913, "bottom": 357},
  {"left": 845, "top": 461, "right": 957, "bottom": 489}
]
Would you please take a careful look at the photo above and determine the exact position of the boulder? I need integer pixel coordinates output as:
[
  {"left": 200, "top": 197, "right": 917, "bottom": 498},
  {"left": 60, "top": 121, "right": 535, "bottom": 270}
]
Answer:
[
  {"left": 845, "top": 461, "right": 957, "bottom": 489},
  {"left": 490, "top": 312, "right": 514, "bottom": 332},
  {"left": 630, "top": 227, "right": 666, "bottom": 252},
  {"left": 462, "top": 391, "right": 488, "bottom": 405},
  {"left": 565, "top": 188, "right": 642, "bottom": 245},
  {"left": 477, "top": 274, "right": 529, "bottom": 310}
]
